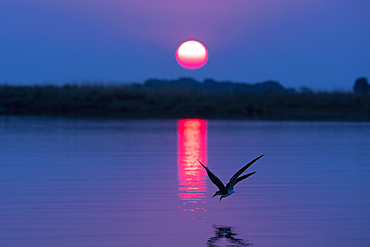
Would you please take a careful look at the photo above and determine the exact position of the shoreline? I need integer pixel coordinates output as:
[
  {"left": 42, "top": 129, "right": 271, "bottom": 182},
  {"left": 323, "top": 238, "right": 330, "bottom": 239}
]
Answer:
[{"left": 1, "top": 84, "right": 369, "bottom": 121}]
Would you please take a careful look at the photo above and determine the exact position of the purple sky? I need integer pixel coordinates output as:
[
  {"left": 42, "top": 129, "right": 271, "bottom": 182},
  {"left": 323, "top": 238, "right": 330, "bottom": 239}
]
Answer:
[{"left": 1, "top": 0, "right": 369, "bottom": 90}]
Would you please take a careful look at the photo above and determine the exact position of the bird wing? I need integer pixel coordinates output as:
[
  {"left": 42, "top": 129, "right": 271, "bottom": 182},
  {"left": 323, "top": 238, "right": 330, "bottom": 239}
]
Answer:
[
  {"left": 226, "top": 172, "right": 256, "bottom": 190},
  {"left": 197, "top": 159, "right": 227, "bottom": 193},
  {"left": 227, "top": 154, "right": 264, "bottom": 190}
]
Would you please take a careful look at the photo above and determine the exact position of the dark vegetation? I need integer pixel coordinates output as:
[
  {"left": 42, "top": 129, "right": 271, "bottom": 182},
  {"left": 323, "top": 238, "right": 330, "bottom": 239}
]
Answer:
[
  {"left": 1, "top": 77, "right": 369, "bottom": 121},
  {"left": 353, "top": 77, "right": 370, "bottom": 94}
]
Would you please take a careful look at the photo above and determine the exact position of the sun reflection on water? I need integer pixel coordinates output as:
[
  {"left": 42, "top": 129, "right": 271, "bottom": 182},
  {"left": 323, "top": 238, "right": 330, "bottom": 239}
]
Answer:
[{"left": 177, "top": 119, "right": 207, "bottom": 212}]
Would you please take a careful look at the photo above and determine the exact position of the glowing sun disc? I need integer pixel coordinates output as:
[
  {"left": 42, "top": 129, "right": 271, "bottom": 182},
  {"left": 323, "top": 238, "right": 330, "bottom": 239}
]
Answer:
[{"left": 176, "top": 40, "right": 208, "bottom": 70}]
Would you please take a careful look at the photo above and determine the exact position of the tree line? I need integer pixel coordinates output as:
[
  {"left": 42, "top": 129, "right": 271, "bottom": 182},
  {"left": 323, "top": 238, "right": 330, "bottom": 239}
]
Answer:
[{"left": 0, "top": 77, "right": 369, "bottom": 121}]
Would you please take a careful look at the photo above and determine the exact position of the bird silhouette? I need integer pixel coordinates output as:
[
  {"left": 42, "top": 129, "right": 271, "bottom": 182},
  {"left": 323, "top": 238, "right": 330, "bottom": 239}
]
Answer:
[{"left": 198, "top": 155, "right": 263, "bottom": 202}]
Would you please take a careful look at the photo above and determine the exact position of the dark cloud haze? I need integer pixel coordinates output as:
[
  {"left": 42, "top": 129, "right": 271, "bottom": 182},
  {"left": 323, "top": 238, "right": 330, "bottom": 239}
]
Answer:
[{"left": 1, "top": 0, "right": 369, "bottom": 90}]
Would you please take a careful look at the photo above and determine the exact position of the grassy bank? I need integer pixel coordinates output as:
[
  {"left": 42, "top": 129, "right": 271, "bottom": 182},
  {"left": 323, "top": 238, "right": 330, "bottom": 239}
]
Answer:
[{"left": 0, "top": 84, "right": 369, "bottom": 121}]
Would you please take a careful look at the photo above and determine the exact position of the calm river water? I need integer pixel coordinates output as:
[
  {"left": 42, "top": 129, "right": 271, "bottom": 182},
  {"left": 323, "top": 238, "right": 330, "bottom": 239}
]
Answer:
[{"left": 1, "top": 116, "right": 369, "bottom": 247}]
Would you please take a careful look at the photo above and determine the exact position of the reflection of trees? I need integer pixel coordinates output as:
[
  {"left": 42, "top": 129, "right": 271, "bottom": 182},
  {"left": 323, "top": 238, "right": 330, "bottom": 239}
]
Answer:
[{"left": 207, "top": 225, "right": 252, "bottom": 247}]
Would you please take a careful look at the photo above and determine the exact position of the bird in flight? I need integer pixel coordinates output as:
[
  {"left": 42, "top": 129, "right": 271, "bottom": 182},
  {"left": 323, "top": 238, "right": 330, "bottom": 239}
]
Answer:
[{"left": 197, "top": 155, "right": 263, "bottom": 202}]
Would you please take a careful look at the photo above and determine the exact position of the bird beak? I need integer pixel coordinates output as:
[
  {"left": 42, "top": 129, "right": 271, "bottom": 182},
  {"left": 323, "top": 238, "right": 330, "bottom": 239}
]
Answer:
[{"left": 212, "top": 194, "right": 217, "bottom": 198}]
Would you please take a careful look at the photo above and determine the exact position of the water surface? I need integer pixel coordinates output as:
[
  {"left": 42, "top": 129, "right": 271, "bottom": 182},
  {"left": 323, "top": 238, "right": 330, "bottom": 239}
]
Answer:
[{"left": 1, "top": 116, "right": 369, "bottom": 246}]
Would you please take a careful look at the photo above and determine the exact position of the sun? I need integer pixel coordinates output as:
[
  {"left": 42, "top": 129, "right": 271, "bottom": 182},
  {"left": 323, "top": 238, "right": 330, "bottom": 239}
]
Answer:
[{"left": 176, "top": 40, "right": 208, "bottom": 70}]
